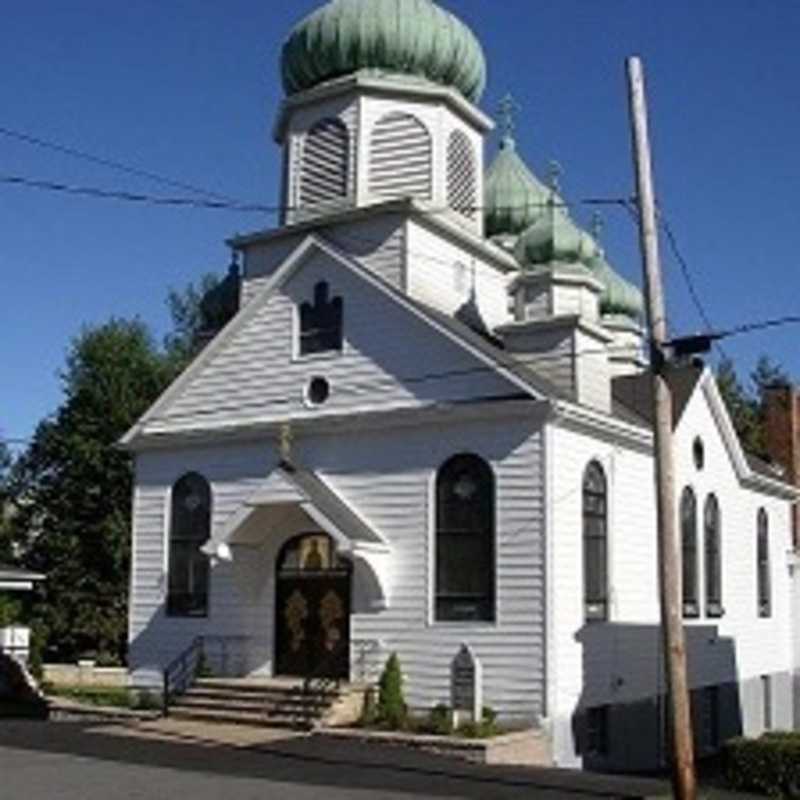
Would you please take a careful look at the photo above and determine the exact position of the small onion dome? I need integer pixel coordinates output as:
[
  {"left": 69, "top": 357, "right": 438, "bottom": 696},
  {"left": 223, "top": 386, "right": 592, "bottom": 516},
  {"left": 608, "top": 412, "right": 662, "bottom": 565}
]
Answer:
[
  {"left": 586, "top": 252, "right": 645, "bottom": 320},
  {"left": 281, "top": 0, "right": 487, "bottom": 104},
  {"left": 513, "top": 204, "right": 600, "bottom": 267},
  {"left": 484, "top": 136, "right": 551, "bottom": 238}
]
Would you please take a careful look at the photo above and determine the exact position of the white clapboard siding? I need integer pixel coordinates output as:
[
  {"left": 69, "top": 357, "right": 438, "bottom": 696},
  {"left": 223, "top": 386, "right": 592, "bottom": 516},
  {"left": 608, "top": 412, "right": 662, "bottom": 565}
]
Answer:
[
  {"left": 241, "top": 215, "right": 406, "bottom": 308},
  {"left": 142, "top": 246, "right": 516, "bottom": 437},
  {"left": 548, "top": 380, "right": 796, "bottom": 766},
  {"left": 447, "top": 130, "right": 477, "bottom": 220},
  {"left": 299, "top": 118, "right": 350, "bottom": 207},
  {"left": 369, "top": 112, "right": 432, "bottom": 201},
  {"left": 129, "top": 415, "right": 548, "bottom": 722},
  {"left": 404, "top": 219, "right": 513, "bottom": 332}
]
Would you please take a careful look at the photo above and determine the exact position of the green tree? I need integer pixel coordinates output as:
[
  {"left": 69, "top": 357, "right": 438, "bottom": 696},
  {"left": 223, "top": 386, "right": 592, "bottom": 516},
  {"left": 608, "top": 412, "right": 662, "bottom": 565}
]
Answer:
[
  {"left": 0, "top": 442, "right": 13, "bottom": 562},
  {"left": 9, "top": 320, "right": 173, "bottom": 663},
  {"left": 715, "top": 355, "right": 792, "bottom": 458},
  {"left": 8, "top": 264, "right": 240, "bottom": 664}
]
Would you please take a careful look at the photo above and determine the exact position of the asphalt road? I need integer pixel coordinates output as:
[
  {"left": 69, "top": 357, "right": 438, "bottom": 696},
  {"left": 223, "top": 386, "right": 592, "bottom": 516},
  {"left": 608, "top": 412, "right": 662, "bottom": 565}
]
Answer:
[{"left": 0, "top": 721, "right": 665, "bottom": 800}]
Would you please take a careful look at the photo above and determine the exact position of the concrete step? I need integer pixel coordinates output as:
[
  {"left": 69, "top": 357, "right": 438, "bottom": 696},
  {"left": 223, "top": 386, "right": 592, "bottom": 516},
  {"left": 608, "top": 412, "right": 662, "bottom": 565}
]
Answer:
[
  {"left": 168, "top": 705, "right": 313, "bottom": 729},
  {"left": 175, "top": 694, "right": 333, "bottom": 716}
]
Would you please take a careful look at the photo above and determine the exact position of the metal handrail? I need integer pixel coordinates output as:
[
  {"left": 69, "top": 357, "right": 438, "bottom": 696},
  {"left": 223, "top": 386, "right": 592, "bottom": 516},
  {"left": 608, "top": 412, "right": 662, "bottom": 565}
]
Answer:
[
  {"left": 162, "top": 636, "right": 204, "bottom": 716},
  {"left": 303, "top": 640, "right": 347, "bottom": 713}
]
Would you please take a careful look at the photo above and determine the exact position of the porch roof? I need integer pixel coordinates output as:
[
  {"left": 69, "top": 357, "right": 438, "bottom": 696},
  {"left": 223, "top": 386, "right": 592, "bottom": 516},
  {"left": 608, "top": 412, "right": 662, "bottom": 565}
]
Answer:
[{"left": 204, "top": 459, "right": 389, "bottom": 558}]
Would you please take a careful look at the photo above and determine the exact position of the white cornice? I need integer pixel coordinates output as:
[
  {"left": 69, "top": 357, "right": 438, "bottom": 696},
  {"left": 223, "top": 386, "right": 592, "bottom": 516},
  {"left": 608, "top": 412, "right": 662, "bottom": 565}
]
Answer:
[{"left": 272, "top": 71, "right": 495, "bottom": 142}]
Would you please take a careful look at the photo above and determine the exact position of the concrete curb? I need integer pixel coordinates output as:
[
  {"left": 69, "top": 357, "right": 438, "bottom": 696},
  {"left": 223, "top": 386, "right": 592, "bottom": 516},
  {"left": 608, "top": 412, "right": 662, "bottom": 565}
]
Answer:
[{"left": 47, "top": 696, "right": 161, "bottom": 723}]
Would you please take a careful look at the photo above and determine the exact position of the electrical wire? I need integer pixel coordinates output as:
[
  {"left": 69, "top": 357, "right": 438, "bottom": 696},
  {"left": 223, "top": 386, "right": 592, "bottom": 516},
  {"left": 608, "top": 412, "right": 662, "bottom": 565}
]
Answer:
[{"left": 0, "top": 124, "right": 239, "bottom": 203}]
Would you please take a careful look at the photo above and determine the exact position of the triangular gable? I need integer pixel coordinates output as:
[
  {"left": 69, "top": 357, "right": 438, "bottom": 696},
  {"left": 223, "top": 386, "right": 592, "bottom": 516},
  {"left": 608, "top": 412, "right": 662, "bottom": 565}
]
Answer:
[
  {"left": 691, "top": 368, "right": 796, "bottom": 499},
  {"left": 122, "top": 234, "right": 543, "bottom": 447}
]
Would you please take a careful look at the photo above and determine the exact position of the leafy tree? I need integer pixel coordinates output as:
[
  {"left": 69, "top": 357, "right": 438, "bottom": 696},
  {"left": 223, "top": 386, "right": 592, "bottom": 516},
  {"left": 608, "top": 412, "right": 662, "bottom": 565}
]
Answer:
[
  {"left": 0, "top": 442, "right": 12, "bottom": 562},
  {"left": 9, "top": 320, "right": 173, "bottom": 663},
  {"left": 715, "top": 355, "right": 792, "bottom": 458},
  {"left": 8, "top": 263, "right": 240, "bottom": 664},
  {"left": 164, "top": 272, "right": 221, "bottom": 363}
]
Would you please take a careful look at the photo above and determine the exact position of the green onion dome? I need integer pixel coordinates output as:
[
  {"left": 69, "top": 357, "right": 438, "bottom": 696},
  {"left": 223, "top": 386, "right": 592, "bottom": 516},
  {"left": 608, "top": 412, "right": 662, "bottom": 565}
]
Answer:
[
  {"left": 513, "top": 203, "right": 600, "bottom": 266},
  {"left": 281, "top": 0, "right": 487, "bottom": 103},
  {"left": 484, "top": 136, "right": 551, "bottom": 238},
  {"left": 586, "top": 252, "right": 645, "bottom": 320}
]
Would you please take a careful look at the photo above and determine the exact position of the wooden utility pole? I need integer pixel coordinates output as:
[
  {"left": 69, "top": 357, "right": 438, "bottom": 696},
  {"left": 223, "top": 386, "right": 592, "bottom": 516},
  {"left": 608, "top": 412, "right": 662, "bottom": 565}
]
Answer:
[{"left": 626, "top": 56, "right": 697, "bottom": 800}]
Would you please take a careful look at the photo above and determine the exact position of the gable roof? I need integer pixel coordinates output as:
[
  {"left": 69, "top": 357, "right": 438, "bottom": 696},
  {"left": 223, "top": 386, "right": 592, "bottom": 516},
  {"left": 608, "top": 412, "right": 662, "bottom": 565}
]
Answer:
[
  {"left": 612, "top": 365, "right": 703, "bottom": 428},
  {"left": 613, "top": 365, "right": 797, "bottom": 498},
  {"left": 121, "top": 234, "right": 552, "bottom": 448}
]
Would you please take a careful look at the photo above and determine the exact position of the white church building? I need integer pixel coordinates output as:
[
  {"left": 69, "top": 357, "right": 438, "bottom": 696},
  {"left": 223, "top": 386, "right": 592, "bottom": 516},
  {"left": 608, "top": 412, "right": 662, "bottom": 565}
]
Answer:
[{"left": 123, "top": 0, "right": 800, "bottom": 770}]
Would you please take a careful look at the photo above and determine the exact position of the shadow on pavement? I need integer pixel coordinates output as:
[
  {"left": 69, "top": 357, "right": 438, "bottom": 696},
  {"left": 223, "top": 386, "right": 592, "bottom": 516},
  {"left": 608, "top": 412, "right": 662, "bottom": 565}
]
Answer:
[{"left": 0, "top": 720, "right": 667, "bottom": 800}]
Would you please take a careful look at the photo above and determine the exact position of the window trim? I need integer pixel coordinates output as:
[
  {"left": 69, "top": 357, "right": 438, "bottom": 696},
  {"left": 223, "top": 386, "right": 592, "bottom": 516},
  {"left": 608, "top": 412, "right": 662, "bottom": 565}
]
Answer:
[
  {"left": 166, "top": 472, "right": 212, "bottom": 619},
  {"left": 433, "top": 453, "right": 496, "bottom": 625},
  {"left": 583, "top": 460, "right": 609, "bottom": 623},
  {"left": 681, "top": 486, "right": 700, "bottom": 619}
]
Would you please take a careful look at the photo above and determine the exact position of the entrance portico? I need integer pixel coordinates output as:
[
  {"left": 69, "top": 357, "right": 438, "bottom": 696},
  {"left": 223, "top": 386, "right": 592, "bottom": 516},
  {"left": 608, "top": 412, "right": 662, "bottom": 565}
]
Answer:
[{"left": 202, "top": 459, "right": 391, "bottom": 681}]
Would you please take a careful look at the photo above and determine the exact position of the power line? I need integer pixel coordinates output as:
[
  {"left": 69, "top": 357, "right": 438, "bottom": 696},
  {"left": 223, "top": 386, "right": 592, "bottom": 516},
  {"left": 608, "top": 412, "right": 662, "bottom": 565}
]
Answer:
[
  {"left": 0, "top": 124, "right": 239, "bottom": 202},
  {"left": 0, "top": 171, "right": 632, "bottom": 217},
  {"left": 0, "top": 174, "right": 281, "bottom": 213}
]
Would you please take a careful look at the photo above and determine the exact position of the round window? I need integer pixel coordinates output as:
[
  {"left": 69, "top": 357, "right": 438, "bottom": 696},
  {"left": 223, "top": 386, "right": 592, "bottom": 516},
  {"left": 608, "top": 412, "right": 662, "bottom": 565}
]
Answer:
[
  {"left": 693, "top": 437, "right": 705, "bottom": 471},
  {"left": 306, "top": 377, "right": 330, "bottom": 407}
]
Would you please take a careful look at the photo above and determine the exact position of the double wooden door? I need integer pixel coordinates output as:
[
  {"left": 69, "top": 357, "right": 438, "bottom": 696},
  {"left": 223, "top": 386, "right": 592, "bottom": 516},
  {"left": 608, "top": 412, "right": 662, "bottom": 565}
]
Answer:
[{"left": 275, "top": 534, "right": 350, "bottom": 680}]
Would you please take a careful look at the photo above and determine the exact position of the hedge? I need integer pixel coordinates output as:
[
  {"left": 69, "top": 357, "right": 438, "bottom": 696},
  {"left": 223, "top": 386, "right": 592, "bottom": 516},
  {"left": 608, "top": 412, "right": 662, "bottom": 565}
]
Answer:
[{"left": 724, "top": 733, "right": 800, "bottom": 798}]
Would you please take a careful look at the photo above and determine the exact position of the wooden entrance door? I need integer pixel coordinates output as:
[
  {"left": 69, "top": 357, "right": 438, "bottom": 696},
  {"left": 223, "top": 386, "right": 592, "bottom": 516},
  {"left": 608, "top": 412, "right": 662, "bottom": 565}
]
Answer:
[{"left": 275, "top": 534, "right": 350, "bottom": 680}]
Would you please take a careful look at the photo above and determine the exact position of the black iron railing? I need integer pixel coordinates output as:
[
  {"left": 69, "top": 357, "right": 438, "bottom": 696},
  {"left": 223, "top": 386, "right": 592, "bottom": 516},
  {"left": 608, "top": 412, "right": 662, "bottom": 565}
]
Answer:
[{"left": 162, "top": 636, "right": 204, "bottom": 716}]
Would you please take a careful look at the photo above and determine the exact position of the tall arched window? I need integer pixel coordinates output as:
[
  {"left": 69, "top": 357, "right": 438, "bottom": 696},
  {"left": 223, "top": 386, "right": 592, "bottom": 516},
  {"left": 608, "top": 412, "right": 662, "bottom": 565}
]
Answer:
[
  {"left": 167, "top": 473, "right": 211, "bottom": 617},
  {"left": 435, "top": 454, "right": 495, "bottom": 622},
  {"left": 369, "top": 112, "right": 432, "bottom": 201},
  {"left": 757, "top": 509, "right": 771, "bottom": 618},
  {"left": 681, "top": 487, "right": 699, "bottom": 618},
  {"left": 299, "top": 118, "right": 350, "bottom": 207},
  {"left": 583, "top": 461, "right": 608, "bottom": 622},
  {"left": 447, "top": 130, "right": 477, "bottom": 219},
  {"left": 704, "top": 494, "right": 722, "bottom": 618}
]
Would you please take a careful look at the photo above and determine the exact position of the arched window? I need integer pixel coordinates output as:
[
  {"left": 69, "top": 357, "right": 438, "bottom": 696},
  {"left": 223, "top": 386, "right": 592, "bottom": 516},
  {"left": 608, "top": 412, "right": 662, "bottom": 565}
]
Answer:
[
  {"left": 299, "top": 118, "right": 350, "bottom": 207},
  {"left": 681, "top": 487, "right": 699, "bottom": 618},
  {"left": 167, "top": 473, "right": 211, "bottom": 617},
  {"left": 369, "top": 112, "right": 432, "bottom": 201},
  {"left": 583, "top": 461, "right": 608, "bottom": 622},
  {"left": 447, "top": 131, "right": 477, "bottom": 219},
  {"left": 757, "top": 509, "right": 771, "bottom": 618},
  {"left": 435, "top": 454, "right": 495, "bottom": 622},
  {"left": 299, "top": 281, "right": 343, "bottom": 356},
  {"left": 704, "top": 494, "right": 722, "bottom": 617}
]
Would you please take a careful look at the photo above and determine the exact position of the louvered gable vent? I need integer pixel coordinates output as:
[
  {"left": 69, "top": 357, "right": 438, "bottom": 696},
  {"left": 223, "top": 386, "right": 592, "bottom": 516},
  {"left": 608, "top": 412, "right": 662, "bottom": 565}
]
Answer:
[
  {"left": 299, "top": 118, "right": 350, "bottom": 207},
  {"left": 369, "top": 112, "right": 432, "bottom": 201},
  {"left": 447, "top": 130, "right": 477, "bottom": 219}
]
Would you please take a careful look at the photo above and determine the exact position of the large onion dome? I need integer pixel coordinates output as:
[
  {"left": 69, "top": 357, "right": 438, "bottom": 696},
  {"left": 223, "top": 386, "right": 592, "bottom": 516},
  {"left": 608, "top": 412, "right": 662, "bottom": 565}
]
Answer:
[
  {"left": 586, "top": 252, "right": 645, "bottom": 320},
  {"left": 281, "top": 0, "right": 487, "bottom": 103},
  {"left": 484, "top": 136, "right": 551, "bottom": 238},
  {"left": 514, "top": 203, "right": 600, "bottom": 267}
]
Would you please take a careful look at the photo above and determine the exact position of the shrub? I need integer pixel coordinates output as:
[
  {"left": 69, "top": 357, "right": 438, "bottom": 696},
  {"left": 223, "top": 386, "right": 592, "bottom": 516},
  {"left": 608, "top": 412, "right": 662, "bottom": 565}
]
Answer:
[
  {"left": 0, "top": 596, "right": 23, "bottom": 627},
  {"left": 377, "top": 653, "right": 406, "bottom": 729},
  {"left": 428, "top": 703, "right": 454, "bottom": 736},
  {"left": 724, "top": 734, "right": 800, "bottom": 798}
]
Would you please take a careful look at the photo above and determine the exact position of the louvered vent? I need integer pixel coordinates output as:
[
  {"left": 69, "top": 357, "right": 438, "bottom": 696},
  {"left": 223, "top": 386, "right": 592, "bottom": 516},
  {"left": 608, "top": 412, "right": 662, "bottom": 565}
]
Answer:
[
  {"left": 369, "top": 113, "right": 432, "bottom": 201},
  {"left": 447, "top": 131, "right": 477, "bottom": 219},
  {"left": 299, "top": 118, "right": 350, "bottom": 207}
]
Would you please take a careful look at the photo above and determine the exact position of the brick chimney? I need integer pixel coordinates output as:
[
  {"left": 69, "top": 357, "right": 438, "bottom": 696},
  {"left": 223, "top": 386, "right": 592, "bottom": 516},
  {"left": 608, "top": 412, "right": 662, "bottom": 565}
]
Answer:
[{"left": 765, "top": 384, "right": 800, "bottom": 549}]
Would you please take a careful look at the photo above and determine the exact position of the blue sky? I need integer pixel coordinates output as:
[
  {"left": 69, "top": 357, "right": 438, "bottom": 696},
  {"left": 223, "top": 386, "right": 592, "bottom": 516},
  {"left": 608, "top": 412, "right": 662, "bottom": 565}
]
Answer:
[{"left": 2, "top": 0, "right": 799, "bottom": 447}]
